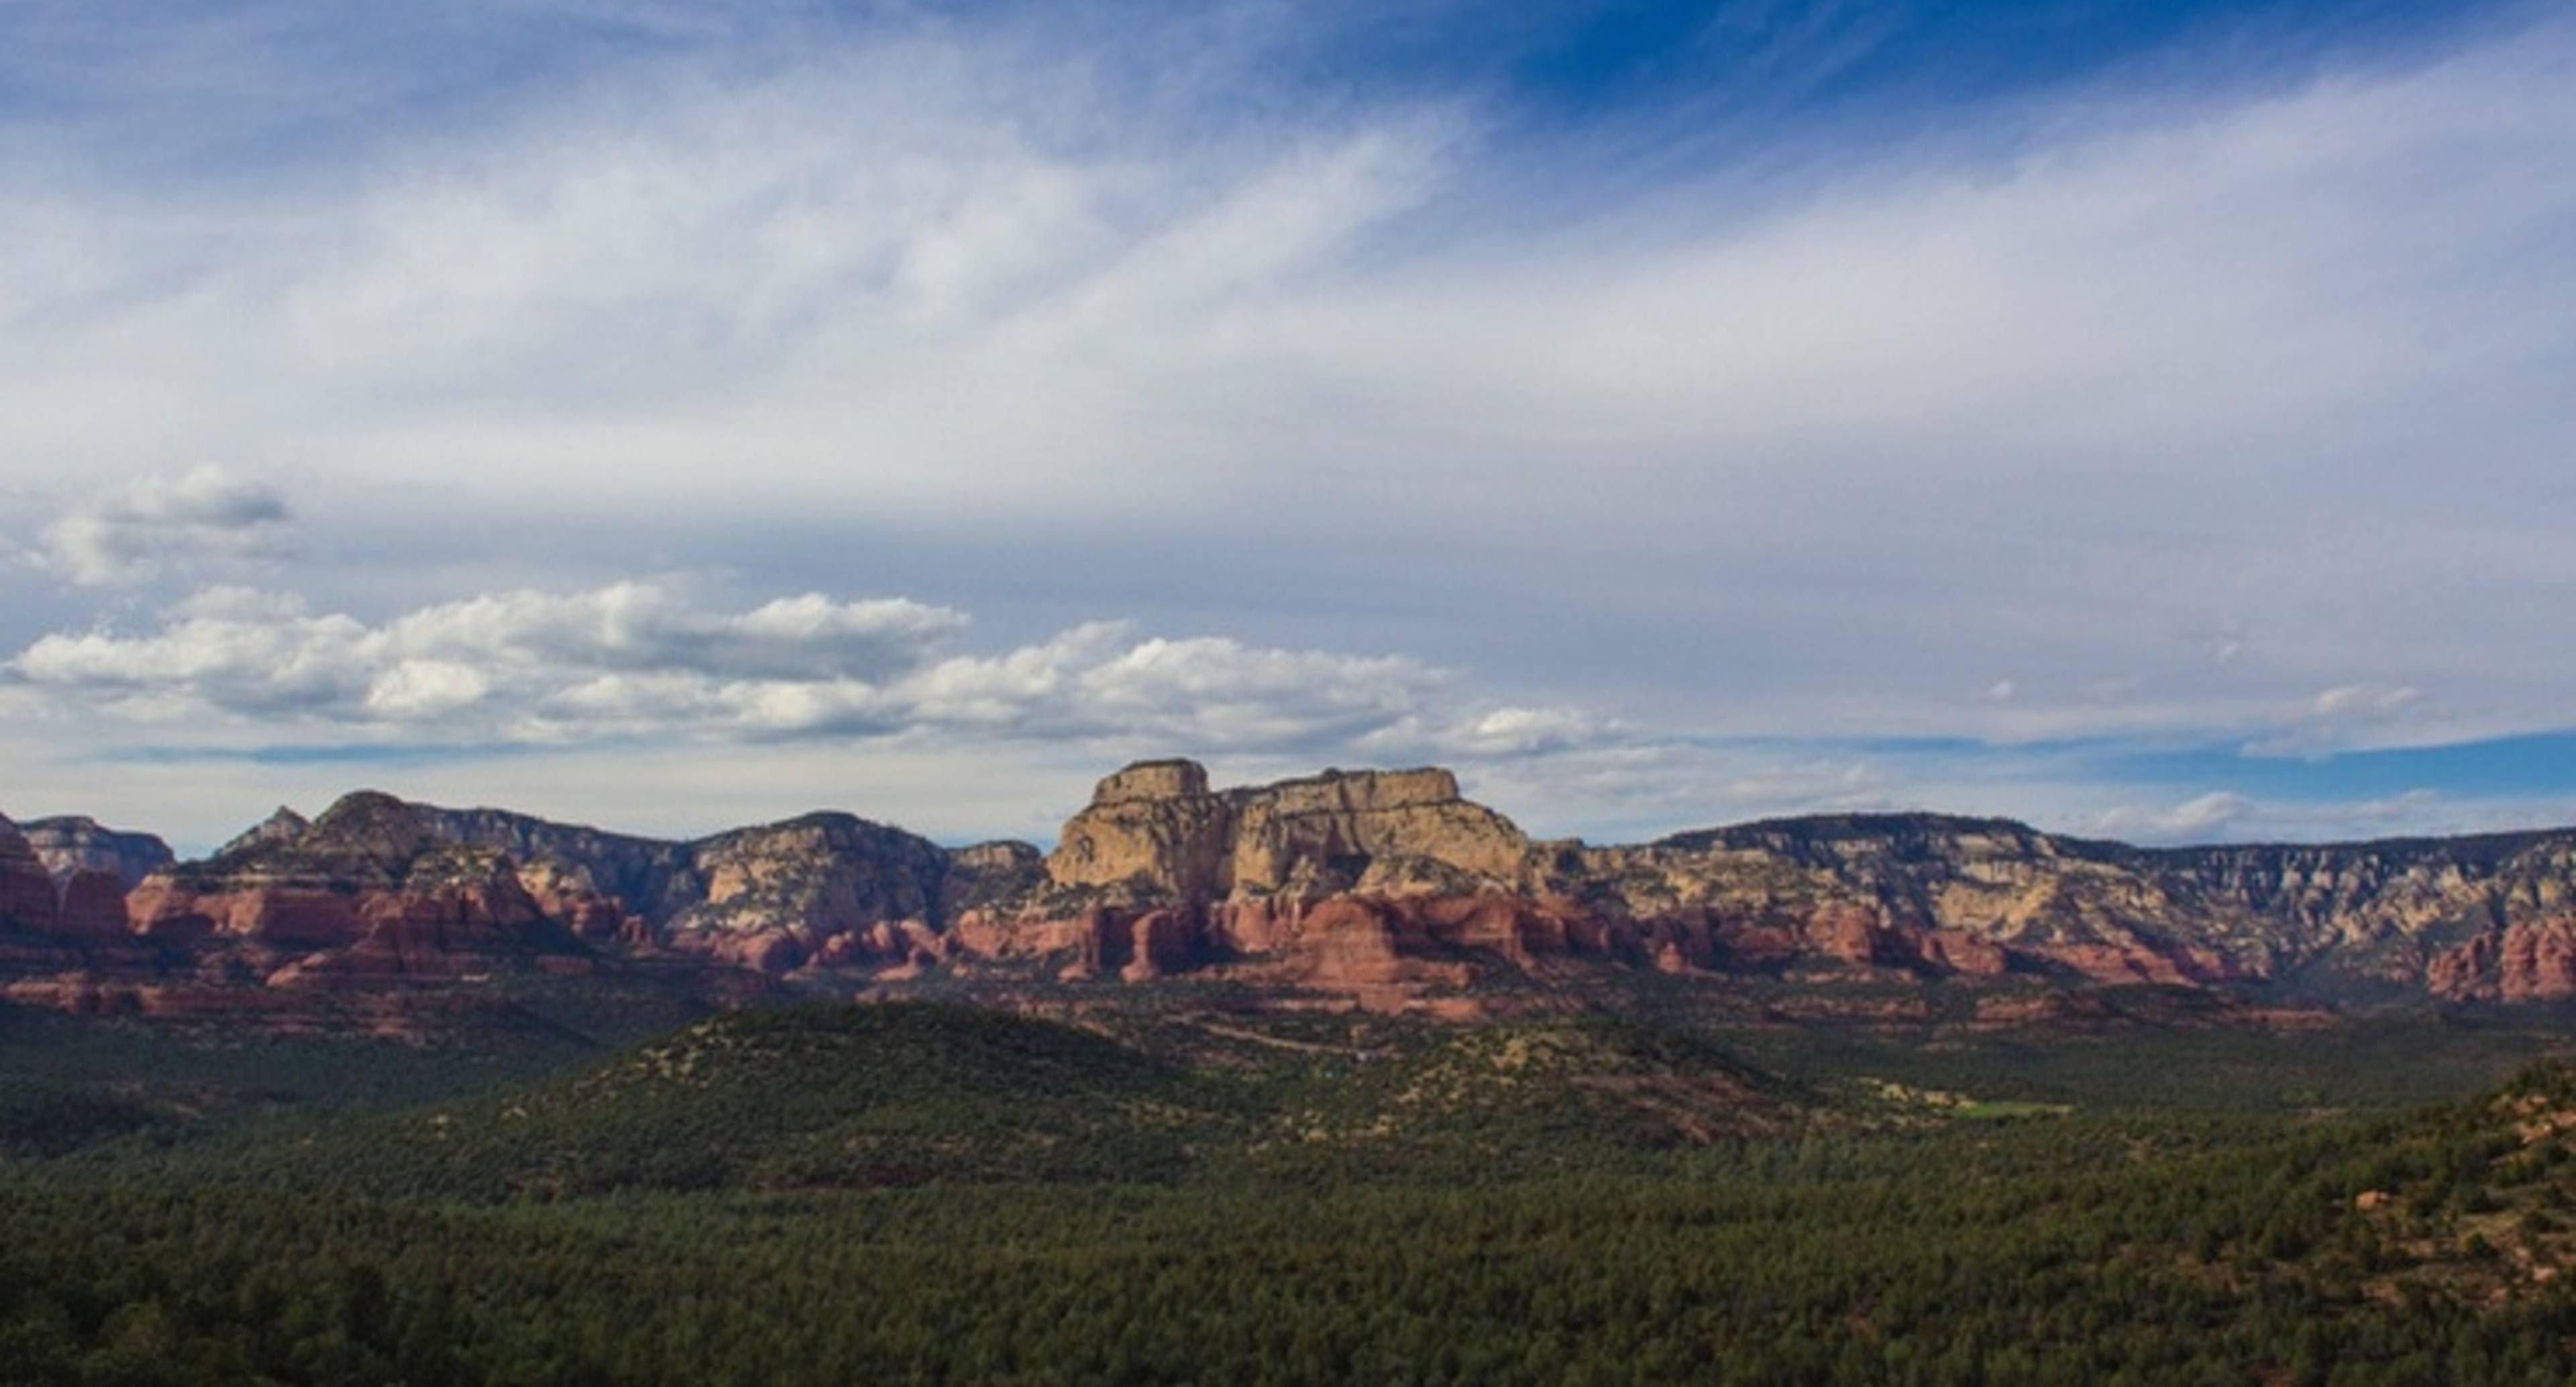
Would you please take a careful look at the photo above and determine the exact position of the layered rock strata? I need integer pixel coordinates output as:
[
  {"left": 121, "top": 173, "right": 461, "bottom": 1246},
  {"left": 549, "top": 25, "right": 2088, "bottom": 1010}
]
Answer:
[
  {"left": 21, "top": 816, "right": 176, "bottom": 889},
  {"left": 15, "top": 760, "right": 2576, "bottom": 1029}
]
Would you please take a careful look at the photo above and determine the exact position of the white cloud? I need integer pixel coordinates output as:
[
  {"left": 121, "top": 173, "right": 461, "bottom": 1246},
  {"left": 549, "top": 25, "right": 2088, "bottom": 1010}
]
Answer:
[
  {"left": 1, "top": 8, "right": 2573, "bottom": 845},
  {"left": 1, "top": 12, "right": 2563, "bottom": 762},
  {"left": 2095, "top": 790, "right": 2258, "bottom": 841},
  {"left": 2086, "top": 787, "right": 2490, "bottom": 846},
  {"left": 3, "top": 582, "right": 1602, "bottom": 760},
  {"left": 36, "top": 466, "right": 294, "bottom": 587},
  {"left": 2242, "top": 682, "right": 2432, "bottom": 757},
  {"left": 2309, "top": 684, "right": 2422, "bottom": 720},
  {"left": 7, "top": 583, "right": 963, "bottom": 732}
]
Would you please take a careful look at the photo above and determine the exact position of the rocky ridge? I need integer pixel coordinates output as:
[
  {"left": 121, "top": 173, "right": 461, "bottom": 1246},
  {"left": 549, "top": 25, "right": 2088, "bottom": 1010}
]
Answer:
[
  {"left": 9, "top": 760, "right": 2576, "bottom": 1028},
  {"left": 20, "top": 816, "right": 176, "bottom": 890}
]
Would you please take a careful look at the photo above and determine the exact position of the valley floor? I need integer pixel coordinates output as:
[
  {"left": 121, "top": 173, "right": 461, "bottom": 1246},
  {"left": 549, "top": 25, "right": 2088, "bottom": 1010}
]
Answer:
[{"left": 5, "top": 1000, "right": 2576, "bottom": 1386}]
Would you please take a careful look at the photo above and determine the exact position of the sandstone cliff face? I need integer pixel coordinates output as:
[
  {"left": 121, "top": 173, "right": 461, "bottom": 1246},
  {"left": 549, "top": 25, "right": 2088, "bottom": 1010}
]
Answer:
[
  {"left": 665, "top": 814, "right": 949, "bottom": 973},
  {"left": 0, "top": 814, "right": 170, "bottom": 989},
  {"left": 23, "top": 759, "right": 2576, "bottom": 1031},
  {"left": 961, "top": 770, "right": 2576, "bottom": 1006},
  {"left": 121, "top": 793, "right": 965, "bottom": 985},
  {"left": 1581, "top": 816, "right": 2241, "bottom": 987},
  {"left": 2428, "top": 918, "right": 2576, "bottom": 1004},
  {"left": 1045, "top": 760, "right": 1236, "bottom": 900},
  {"left": 409, "top": 805, "right": 701, "bottom": 923},
  {"left": 0, "top": 815, "right": 83, "bottom": 979},
  {"left": 20, "top": 817, "right": 175, "bottom": 890},
  {"left": 123, "top": 791, "right": 605, "bottom": 987},
  {"left": 1231, "top": 767, "right": 1530, "bottom": 893},
  {"left": 1619, "top": 816, "right": 2576, "bottom": 991},
  {"left": 940, "top": 840, "right": 1047, "bottom": 919},
  {"left": 1043, "top": 761, "right": 1533, "bottom": 903},
  {"left": 0, "top": 816, "right": 58, "bottom": 932},
  {"left": 986, "top": 761, "right": 1555, "bottom": 1005}
]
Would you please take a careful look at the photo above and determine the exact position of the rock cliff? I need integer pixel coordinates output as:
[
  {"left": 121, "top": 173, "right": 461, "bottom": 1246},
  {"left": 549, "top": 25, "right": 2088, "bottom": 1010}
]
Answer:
[
  {"left": 965, "top": 765, "right": 2576, "bottom": 1009},
  {"left": 121, "top": 791, "right": 607, "bottom": 988},
  {"left": 0, "top": 813, "right": 172, "bottom": 991},
  {"left": 1043, "top": 761, "right": 1532, "bottom": 903},
  {"left": 19, "top": 759, "right": 2576, "bottom": 1031},
  {"left": 20, "top": 816, "right": 175, "bottom": 889},
  {"left": 667, "top": 814, "right": 950, "bottom": 973}
]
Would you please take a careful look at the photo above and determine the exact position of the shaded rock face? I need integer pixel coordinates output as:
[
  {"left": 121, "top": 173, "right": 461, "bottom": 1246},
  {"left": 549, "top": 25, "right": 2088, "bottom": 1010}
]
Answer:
[
  {"left": 21, "top": 817, "right": 176, "bottom": 890},
  {"left": 663, "top": 814, "right": 949, "bottom": 973},
  {"left": 219, "top": 808, "right": 310, "bottom": 858},
  {"left": 407, "top": 806, "right": 702, "bottom": 924},
  {"left": 940, "top": 840, "right": 1047, "bottom": 920},
  {"left": 117, "top": 791, "right": 963, "bottom": 989},
  {"left": 0, "top": 815, "right": 170, "bottom": 985},
  {"left": 0, "top": 816, "right": 58, "bottom": 933}
]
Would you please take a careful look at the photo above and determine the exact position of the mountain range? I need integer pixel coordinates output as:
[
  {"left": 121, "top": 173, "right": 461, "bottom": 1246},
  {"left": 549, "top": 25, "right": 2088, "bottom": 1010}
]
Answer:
[{"left": 6, "top": 757, "right": 2576, "bottom": 1034}]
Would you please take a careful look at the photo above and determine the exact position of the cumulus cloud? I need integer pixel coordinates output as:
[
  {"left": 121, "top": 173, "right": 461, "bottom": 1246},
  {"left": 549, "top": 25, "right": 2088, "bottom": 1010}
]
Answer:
[
  {"left": 8, "top": 582, "right": 967, "bottom": 733},
  {"left": 3, "top": 583, "right": 1601, "bottom": 759},
  {"left": 37, "top": 467, "right": 294, "bottom": 587}
]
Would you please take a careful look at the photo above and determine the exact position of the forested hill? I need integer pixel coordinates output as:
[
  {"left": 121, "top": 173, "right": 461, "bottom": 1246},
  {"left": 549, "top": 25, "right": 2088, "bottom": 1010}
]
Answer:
[{"left": 8, "top": 1003, "right": 2576, "bottom": 1384}]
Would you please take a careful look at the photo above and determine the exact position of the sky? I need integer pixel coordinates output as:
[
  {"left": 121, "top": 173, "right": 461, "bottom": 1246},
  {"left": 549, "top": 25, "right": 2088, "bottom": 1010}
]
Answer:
[{"left": 2, "top": 0, "right": 2572, "bottom": 855}]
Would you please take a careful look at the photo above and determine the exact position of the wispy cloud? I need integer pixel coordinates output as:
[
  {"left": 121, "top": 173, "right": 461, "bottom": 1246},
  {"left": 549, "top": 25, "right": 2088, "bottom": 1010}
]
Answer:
[{"left": 1, "top": 2, "right": 2571, "bottom": 846}]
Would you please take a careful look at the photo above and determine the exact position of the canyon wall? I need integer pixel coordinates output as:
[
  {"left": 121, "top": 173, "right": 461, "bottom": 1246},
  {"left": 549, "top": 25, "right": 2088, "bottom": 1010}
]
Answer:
[{"left": 10, "top": 760, "right": 2576, "bottom": 1028}]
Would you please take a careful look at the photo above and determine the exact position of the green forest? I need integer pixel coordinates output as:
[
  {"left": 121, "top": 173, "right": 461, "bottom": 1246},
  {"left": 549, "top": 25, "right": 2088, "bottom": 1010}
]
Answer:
[{"left": 7, "top": 998, "right": 2576, "bottom": 1386}]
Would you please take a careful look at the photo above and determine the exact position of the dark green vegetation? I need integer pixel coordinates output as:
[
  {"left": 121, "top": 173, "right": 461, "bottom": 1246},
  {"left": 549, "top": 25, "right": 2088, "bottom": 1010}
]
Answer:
[{"left": 6, "top": 998, "right": 2576, "bottom": 1386}]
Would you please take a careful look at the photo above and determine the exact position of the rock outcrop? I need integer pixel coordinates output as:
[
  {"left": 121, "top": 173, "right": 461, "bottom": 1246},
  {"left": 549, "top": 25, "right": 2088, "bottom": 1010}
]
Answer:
[
  {"left": 123, "top": 791, "right": 606, "bottom": 987},
  {"left": 664, "top": 814, "right": 949, "bottom": 973},
  {"left": 20, "top": 816, "right": 176, "bottom": 890},
  {"left": 963, "top": 765, "right": 2576, "bottom": 1009},
  {"left": 219, "top": 807, "right": 310, "bottom": 858},
  {"left": 2429, "top": 918, "right": 2576, "bottom": 1004},
  {"left": 979, "top": 762, "right": 1594, "bottom": 1007},
  {"left": 1044, "top": 761, "right": 1532, "bottom": 901},
  {"left": 1045, "top": 760, "right": 1237, "bottom": 900},
  {"left": 0, "top": 816, "right": 59, "bottom": 933},
  {"left": 21, "top": 759, "right": 2576, "bottom": 1032},
  {"left": 0, "top": 814, "right": 168, "bottom": 987}
]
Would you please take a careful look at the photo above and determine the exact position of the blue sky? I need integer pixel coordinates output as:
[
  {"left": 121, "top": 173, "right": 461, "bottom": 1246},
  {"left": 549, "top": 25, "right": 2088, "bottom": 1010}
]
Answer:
[{"left": 1, "top": 0, "right": 2571, "bottom": 853}]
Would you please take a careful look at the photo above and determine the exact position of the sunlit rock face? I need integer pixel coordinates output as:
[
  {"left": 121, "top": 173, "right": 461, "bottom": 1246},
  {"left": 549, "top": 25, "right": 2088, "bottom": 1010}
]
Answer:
[
  {"left": 1042, "top": 760, "right": 1532, "bottom": 902},
  {"left": 21, "top": 760, "right": 2576, "bottom": 1031}
]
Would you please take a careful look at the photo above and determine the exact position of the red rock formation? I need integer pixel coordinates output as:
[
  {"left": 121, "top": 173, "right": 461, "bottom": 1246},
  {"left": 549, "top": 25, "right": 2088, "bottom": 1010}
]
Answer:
[
  {"left": 54, "top": 869, "right": 136, "bottom": 942},
  {"left": 38, "top": 759, "right": 2576, "bottom": 1033},
  {"left": 20, "top": 817, "right": 175, "bottom": 891},
  {"left": 2431, "top": 921, "right": 2576, "bottom": 1003},
  {"left": 1118, "top": 909, "right": 1197, "bottom": 983},
  {"left": 0, "top": 816, "right": 60, "bottom": 934},
  {"left": 1918, "top": 928, "right": 2010, "bottom": 977}
]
